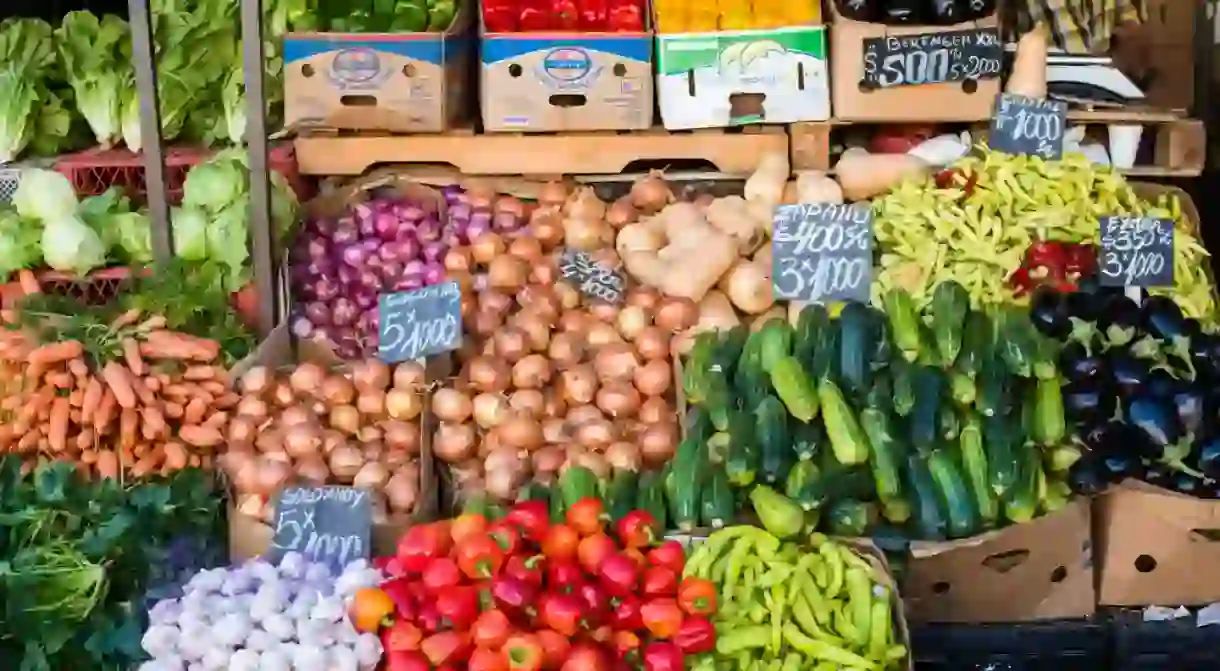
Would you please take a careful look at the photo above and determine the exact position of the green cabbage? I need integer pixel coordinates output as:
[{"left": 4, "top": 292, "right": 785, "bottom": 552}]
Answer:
[
  {"left": 14, "top": 169, "right": 78, "bottom": 223},
  {"left": 0, "top": 209, "right": 42, "bottom": 281},
  {"left": 172, "top": 206, "right": 209, "bottom": 261},
  {"left": 41, "top": 214, "right": 106, "bottom": 276},
  {"left": 111, "top": 211, "right": 153, "bottom": 263}
]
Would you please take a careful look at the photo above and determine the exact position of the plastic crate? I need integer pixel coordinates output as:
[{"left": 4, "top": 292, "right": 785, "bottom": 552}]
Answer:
[
  {"left": 911, "top": 618, "right": 1111, "bottom": 671},
  {"left": 53, "top": 143, "right": 312, "bottom": 204},
  {"left": 0, "top": 158, "right": 57, "bottom": 205},
  {"left": 1111, "top": 609, "right": 1220, "bottom": 671}
]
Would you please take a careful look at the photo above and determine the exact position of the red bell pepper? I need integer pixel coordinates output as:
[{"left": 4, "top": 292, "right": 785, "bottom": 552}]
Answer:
[
  {"left": 396, "top": 522, "right": 452, "bottom": 575},
  {"left": 421, "top": 631, "right": 471, "bottom": 667},
  {"left": 563, "top": 643, "right": 610, "bottom": 671},
  {"left": 615, "top": 510, "right": 657, "bottom": 549},
  {"left": 552, "top": 0, "right": 580, "bottom": 29},
  {"left": 519, "top": 0, "right": 551, "bottom": 30},
  {"left": 382, "top": 620, "right": 424, "bottom": 652},
  {"left": 540, "top": 592, "right": 584, "bottom": 637},
  {"left": 640, "top": 598, "right": 683, "bottom": 639},
  {"left": 505, "top": 554, "right": 545, "bottom": 588},
  {"left": 436, "top": 585, "right": 480, "bottom": 629},
  {"left": 385, "top": 650, "right": 431, "bottom": 671},
  {"left": 1025, "top": 241, "right": 1069, "bottom": 278},
  {"left": 506, "top": 500, "right": 550, "bottom": 542},
  {"left": 646, "top": 540, "right": 686, "bottom": 575},
  {"left": 452, "top": 511, "right": 489, "bottom": 546},
  {"left": 470, "top": 647, "right": 509, "bottom": 671},
  {"left": 482, "top": 0, "right": 519, "bottom": 31},
  {"left": 578, "top": 0, "right": 608, "bottom": 30},
  {"left": 566, "top": 498, "right": 607, "bottom": 536},
  {"left": 641, "top": 642, "right": 684, "bottom": 671},
  {"left": 1065, "top": 243, "right": 1097, "bottom": 276},
  {"left": 613, "top": 630, "right": 642, "bottom": 660},
  {"left": 536, "top": 629, "right": 571, "bottom": 669},
  {"left": 456, "top": 535, "right": 505, "bottom": 579},
  {"left": 606, "top": 0, "right": 643, "bottom": 31},
  {"left": 490, "top": 574, "right": 539, "bottom": 615},
  {"left": 488, "top": 520, "right": 522, "bottom": 555},
  {"left": 546, "top": 561, "right": 585, "bottom": 594},
  {"left": 673, "top": 616, "right": 716, "bottom": 654},
  {"left": 610, "top": 596, "right": 643, "bottom": 630},
  {"left": 422, "top": 557, "right": 462, "bottom": 593},
  {"left": 380, "top": 577, "right": 417, "bottom": 621},
  {"left": 641, "top": 566, "right": 679, "bottom": 598},
  {"left": 575, "top": 581, "right": 611, "bottom": 627},
  {"left": 677, "top": 577, "right": 717, "bottom": 616},
  {"left": 542, "top": 525, "right": 581, "bottom": 563},
  {"left": 577, "top": 534, "right": 617, "bottom": 576},
  {"left": 416, "top": 602, "right": 443, "bottom": 634},
  {"left": 598, "top": 553, "right": 640, "bottom": 599},
  {"left": 472, "top": 609, "right": 513, "bottom": 650},
  {"left": 504, "top": 633, "right": 545, "bottom": 671}
]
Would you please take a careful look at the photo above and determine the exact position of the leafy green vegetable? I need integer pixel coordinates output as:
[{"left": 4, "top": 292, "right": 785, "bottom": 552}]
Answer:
[
  {"left": 41, "top": 214, "right": 107, "bottom": 276},
  {"left": 0, "top": 18, "right": 57, "bottom": 163},
  {"left": 171, "top": 206, "right": 209, "bottom": 261},
  {"left": 0, "top": 209, "right": 41, "bottom": 281},
  {"left": 13, "top": 169, "right": 78, "bottom": 223},
  {"left": 110, "top": 212, "right": 154, "bottom": 264},
  {"left": 55, "top": 12, "right": 128, "bottom": 148}
]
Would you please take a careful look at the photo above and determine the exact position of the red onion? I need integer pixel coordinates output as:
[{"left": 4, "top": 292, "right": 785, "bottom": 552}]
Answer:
[
  {"left": 354, "top": 291, "right": 377, "bottom": 311},
  {"left": 422, "top": 241, "right": 447, "bottom": 263},
  {"left": 416, "top": 217, "right": 443, "bottom": 242},
  {"left": 341, "top": 245, "right": 369, "bottom": 267},
  {"left": 305, "top": 301, "right": 330, "bottom": 325},
  {"left": 314, "top": 277, "right": 340, "bottom": 302},
  {"left": 423, "top": 263, "right": 446, "bottom": 285},
  {"left": 332, "top": 222, "right": 359, "bottom": 246},
  {"left": 332, "top": 298, "right": 359, "bottom": 327},
  {"left": 395, "top": 273, "right": 424, "bottom": 292},
  {"left": 291, "top": 316, "right": 314, "bottom": 339},
  {"left": 375, "top": 211, "right": 399, "bottom": 240}
]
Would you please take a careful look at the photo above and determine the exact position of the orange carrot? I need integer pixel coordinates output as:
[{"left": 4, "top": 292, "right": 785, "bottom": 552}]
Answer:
[
  {"left": 131, "top": 455, "right": 158, "bottom": 478},
  {"left": 129, "top": 375, "right": 156, "bottom": 407},
  {"left": 179, "top": 425, "right": 224, "bottom": 448},
  {"left": 17, "top": 269, "right": 41, "bottom": 296},
  {"left": 102, "top": 362, "right": 138, "bottom": 409},
  {"left": 202, "top": 411, "right": 229, "bottom": 430},
  {"left": 68, "top": 389, "right": 83, "bottom": 408},
  {"left": 183, "top": 365, "right": 217, "bottom": 381},
  {"left": 142, "top": 375, "right": 161, "bottom": 392},
  {"left": 110, "top": 309, "right": 142, "bottom": 330},
  {"left": 75, "top": 428, "right": 95, "bottom": 451},
  {"left": 122, "top": 338, "right": 146, "bottom": 377},
  {"left": 133, "top": 443, "right": 150, "bottom": 459},
  {"left": 136, "top": 315, "right": 167, "bottom": 332},
  {"left": 164, "top": 442, "right": 189, "bottom": 470},
  {"left": 80, "top": 377, "right": 102, "bottom": 425},
  {"left": 140, "top": 407, "right": 167, "bottom": 440},
  {"left": 67, "top": 358, "right": 88, "bottom": 379},
  {"left": 68, "top": 409, "right": 81, "bottom": 424},
  {"left": 160, "top": 384, "right": 190, "bottom": 401},
  {"left": 17, "top": 430, "right": 40, "bottom": 452},
  {"left": 95, "top": 450, "right": 119, "bottom": 479},
  {"left": 183, "top": 398, "right": 208, "bottom": 425},
  {"left": 80, "top": 449, "right": 98, "bottom": 464},
  {"left": 200, "top": 381, "right": 227, "bottom": 396},
  {"left": 48, "top": 398, "right": 70, "bottom": 452},
  {"left": 45, "top": 371, "right": 73, "bottom": 389},
  {"left": 142, "top": 331, "right": 221, "bottom": 362},
  {"left": 164, "top": 401, "right": 184, "bottom": 419},
  {"left": 93, "top": 389, "right": 116, "bottom": 434},
  {"left": 214, "top": 392, "right": 240, "bottom": 410},
  {"left": 119, "top": 408, "right": 138, "bottom": 449},
  {"left": 188, "top": 454, "right": 203, "bottom": 468},
  {"left": 28, "top": 340, "right": 84, "bottom": 366}
]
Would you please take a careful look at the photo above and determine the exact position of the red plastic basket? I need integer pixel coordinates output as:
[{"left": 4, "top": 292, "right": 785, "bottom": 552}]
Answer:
[{"left": 52, "top": 143, "right": 313, "bottom": 204}]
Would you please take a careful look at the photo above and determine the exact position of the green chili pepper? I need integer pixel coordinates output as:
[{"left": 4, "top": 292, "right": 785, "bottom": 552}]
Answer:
[
  {"left": 782, "top": 624, "right": 881, "bottom": 670},
  {"left": 717, "top": 625, "right": 771, "bottom": 655},
  {"left": 819, "top": 543, "right": 844, "bottom": 599},
  {"left": 845, "top": 568, "right": 873, "bottom": 648}
]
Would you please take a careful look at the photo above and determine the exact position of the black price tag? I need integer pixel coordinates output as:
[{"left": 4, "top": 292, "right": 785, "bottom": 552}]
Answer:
[
  {"left": 377, "top": 281, "right": 462, "bottom": 363},
  {"left": 772, "top": 203, "right": 874, "bottom": 303},
  {"left": 989, "top": 93, "right": 1067, "bottom": 159},
  {"left": 1099, "top": 215, "right": 1174, "bottom": 287},
  {"left": 269, "top": 486, "right": 372, "bottom": 571},
  {"left": 559, "top": 249, "right": 625, "bottom": 304},
  {"left": 861, "top": 28, "right": 1001, "bottom": 88}
]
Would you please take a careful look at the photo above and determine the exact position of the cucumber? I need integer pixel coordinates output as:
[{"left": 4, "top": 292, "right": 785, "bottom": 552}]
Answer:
[
  {"left": 734, "top": 330, "right": 771, "bottom": 409},
  {"left": 859, "top": 404, "right": 904, "bottom": 502},
  {"left": 930, "top": 280, "right": 969, "bottom": 366},
  {"left": 710, "top": 325, "right": 749, "bottom": 378},
  {"left": 975, "top": 350, "right": 1012, "bottom": 418},
  {"left": 1032, "top": 377, "right": 1066, "bottom": 447},
  {"left": 786, "top": 459, "right": 820, "bottom": 502},
  {"left": 682, "top": 331, "right": 719, "bottom": 405},
  {"left": 700, "top": 468, "right": 734, "bottom": 529},
  {"left": 891, "top": 358, "right": 916, "bottom": 417},
  {"left": 670, "top": 434, "right": 707, "bottom": 531},
  {"left": 904, "top": 453, "right": 947, "bottom": 541},
  {"left": 984, "top": 411, "right": 1022, "bottom": 498},
  {"left": 606, "top": 469, "right": 639, "bottom": 522},
  {"left": 949, "top": 311, "right": 992, "bottom": 406},
  {"left": 958, "top": 413, "right": 997, "bottom": 526},
  {"left": 1003, "top": 443, "right": 1042, "bottom": 523},
  {"left": 635, "top": 469, "right": 668, "bottom": 531},
  {"left": 549, "top": 480, "right": 566, "bottom": 523},
  {"left": 724, "top": 408, "right": 758, "bottom": 487},
  {"left": 908, "top": 366, "right": 944, "bottom": 452},
  {"left": 686, "top": 406, "right": 715, "bottom": 445},
  {"left": 756, "top": 395, "right": 793, "bottom": 485},
  {"left": 793, "top": 303, "right": 830, "bottom": 365},
  {"left": 707, "top": 431, "right": 731, "bottom": 465},
  {"left": 560, "top": 466, "right": 599, "bottom": 509},
  {"left": 837, "top": 303, "right": 875, "bottom": 399},
  {"left": 868, "top": 306, "right": 893, "bottom": 370},
  {"left": 792, "top": 454, "right": 873, "bottom": 511},
  {"left": 883, "top": 288, "right": 922, "bottom": 362},
  {"left": 826, "top": 499, "right": 879, "bottom": 537},
  {"left": 770, "top": 355, "right": 819, "bottom": 422},
  {"left": 927, "top": 448, "right": 980, "bottom": 539},
  {"left": 791, "top": 419, "right": 822, "bottom": 462},
  {"left": 757, "top": 319, "right": 794, "bottom": 375},
  {"left": 809, "top": 319, "right": 840, "bottom": 382},
  {"left": 940, "top": 405, "right": 961, "bottom": 441},
  {"left": 999, "top": 307, "right": 1037, "bottom": 378}
]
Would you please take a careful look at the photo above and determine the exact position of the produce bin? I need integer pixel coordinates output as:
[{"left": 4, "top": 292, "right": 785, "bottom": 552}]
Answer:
[
  {"left": 1110, "top": 609, "right": 1220, "bottom": 671},
  {"left": 911, "top": 618, "right": 1110, "bottom": 671}
]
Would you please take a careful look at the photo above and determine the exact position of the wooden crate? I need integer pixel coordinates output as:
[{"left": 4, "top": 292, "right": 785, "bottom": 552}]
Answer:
[
  {"left": 789, "top": 109, "right": 1205, "bottom": 178},
  {"left": 293, "top": 126, "right": 788, "bottom": 177}
]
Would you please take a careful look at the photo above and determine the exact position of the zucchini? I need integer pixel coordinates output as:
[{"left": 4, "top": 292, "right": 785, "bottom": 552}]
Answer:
[
  {"left": 793, "top": 303, "right": 830, "bottom": 365},
  {"left": 606, "top": 469, "right": 639, "bottom": 522},
  {"left": 837, "top": 303, "right": 875, "bottom": 399},
  {"left": 818, "top": 378, "right": 870, "bottom": 466},
  {"left": 908, "top": 366, "right": 944, "bottom": 451},
  {"left": 756, "top": 395, "right": 793, "bottom": 485},
  {"left": 826, "top": 499, "right": 879, "bottom": 537},
  {"left": 1032, "top": 377, "right": 1066, "bottom": 447},
  {"left": 958, "top": 413, "right": 997, "bottom": 526},
  {"left": 769, "top": 355, "right": 819, "bottom": 422},
  {"left": 983, "top": 410, "right": 1022, "bottom": 499},
  {"left": 930, "top": 280, "right": 969, "bottom": 366},
  {"left": 927, "top": 448, "right": 980, "bottom": 539},
  {"left": 723, "top": 408, "right": 758, "bottom": 487},
  {"left": 700, "top": 468, "right": 734, "bottom": 529},
  {"left": 635, "top": 470, "right": 668, "bottom": 531},
  {"left": 883, "top": 288, "right": 922, "bottom": 362},
  {"left": 891, "top": 358, "right": 916, "bottom": 417},
  {"left": 1003, "top": 442, "right": 1042, "bottom": 523},
  {"left": 670, "top": 434, "right": 707, "bottom": 531},
  {"left": 859, "top": 404, "right": 904, "bottom": 502},
  {"left": 904, "top": 453, "right": 946, "bottom": 540},
  {"left": 757, "top": 319, "right": 794, "bottom": 375},
  {"left": 560, "top": 465, "right": 599, "bottom": 509},
  {"left": 791, "top": 419, "right": 823, "bottom": 462}
]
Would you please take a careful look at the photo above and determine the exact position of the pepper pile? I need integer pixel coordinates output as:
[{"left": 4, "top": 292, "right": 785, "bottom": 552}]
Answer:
[
  {"left": 1009, "top": 241, "right": 1098, "bottom": 296},
  {"left": 684, "top": 526, "right": 907, "bottom": 670},
  {"left": 365, "top": 498, "right": 718, "bottom": 670},
  {"left": 481, "top": 0, "right": 645, "bottom": 32}
]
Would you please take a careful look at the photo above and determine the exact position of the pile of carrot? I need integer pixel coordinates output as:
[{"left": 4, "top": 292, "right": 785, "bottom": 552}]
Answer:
[{"left": 0, "top": 308, "right": 233, "bottom": 479}]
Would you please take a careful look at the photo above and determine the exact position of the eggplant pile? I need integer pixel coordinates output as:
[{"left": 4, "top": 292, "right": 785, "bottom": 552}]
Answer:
[{"left": 1032, "top": 280, "right": 1220, "bottom": 497}]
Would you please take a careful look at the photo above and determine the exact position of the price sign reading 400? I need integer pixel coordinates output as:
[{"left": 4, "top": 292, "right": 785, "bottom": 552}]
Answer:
[
  {"left": 1099, "top": 215, "right": 1175, "bottom": 288},
  {"left": 377, "top": 280, "right": 462, "bottom": 364},
  {"left": 989, "top": 93, "right": 1067, "bottom": 160},
  {"left": 771, "top": 202, "right": 874, "bottom": 303}
]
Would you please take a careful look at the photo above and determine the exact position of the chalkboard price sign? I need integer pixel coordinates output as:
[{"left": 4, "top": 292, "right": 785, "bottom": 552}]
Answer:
[
  {"left": 772, "top": 203, "right": 874, "bottom": 303},
  {"left": 269, "top": 486, "right": 372, "bottom": 571},
  {"left": 378, "top": 281, "right": 462, "bottom": 363},
  {"left": 559, "top": 249, "right": 626, "bottom": 304},
  {"left": 861, "top": 28, "right": 1001, "bottom": 89},
  {"left": 1098, "top": 215, "right": 1175, "bottom": 287},
  {"left": 989, "top": 93, "right": 1067, "bottom": 160}
]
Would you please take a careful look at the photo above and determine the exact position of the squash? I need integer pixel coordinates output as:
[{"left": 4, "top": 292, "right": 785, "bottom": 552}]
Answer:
[
  {"left": 1007, "top": 24, "right": 1048, "bottom": 98},
  {"left": 794, "top": 171, "right": 845, "bottom": 204},
  {"left": 835, "top": 148, "right": 932, "bottom": 201}
]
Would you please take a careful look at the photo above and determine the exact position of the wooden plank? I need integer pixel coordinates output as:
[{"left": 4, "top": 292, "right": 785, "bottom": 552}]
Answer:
[
  {"left": 789, "top": 122, "right": 833, "bottom": 171},
  {"left": 294, "top": 128, "right": 789, "bottom": 176},
  {"left": 1066, "top": 108, "right": 1184, "bottom": 123}
]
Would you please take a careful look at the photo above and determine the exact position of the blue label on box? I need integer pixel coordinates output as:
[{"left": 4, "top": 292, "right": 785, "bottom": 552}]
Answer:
[
  {"left": 481, "top": 35, "right": 650, "bottom": 65},
  {"left": 286, "top": 33, "right": 456, "bottom": 67}
]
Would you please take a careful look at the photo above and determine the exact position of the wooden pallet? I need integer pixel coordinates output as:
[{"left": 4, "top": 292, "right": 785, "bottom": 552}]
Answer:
[
  {"left": 293, "top": 126, "right": 788, "bottom": 177},
  {"left": 788, "top": 109, "right": 1205, "bottom": 177}
]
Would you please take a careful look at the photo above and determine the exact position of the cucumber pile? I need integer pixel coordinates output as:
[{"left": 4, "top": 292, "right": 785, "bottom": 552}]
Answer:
[{"left": 676, "top": 281, "right": 1078, "bottom": 541}]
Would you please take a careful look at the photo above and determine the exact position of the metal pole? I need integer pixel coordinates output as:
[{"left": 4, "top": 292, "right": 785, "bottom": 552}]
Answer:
[
  {"left": 128, "top": 0, "right": 172, "bottom": 262},
  {"left": 241, "top": 0, "right": 279, "bottom": 338}
]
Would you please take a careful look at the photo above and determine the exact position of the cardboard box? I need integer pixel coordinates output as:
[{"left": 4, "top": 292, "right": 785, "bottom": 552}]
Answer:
[
  {"left": 479, "top": 8, "right": 653, "bottom": 132},
  {"left": 1096, "top": 480, "right": 1220, "bottom": 606},
  {"left": 227, "top": 324, "right": 440, "bottom": 563},
  {"left": 655, "top": 26, "right": 830, "bottom": 130},
  {"left": 902, "top": 499, "right": 1095, "bottom": 623},
  {"left": 284, "top": 8, "right": 473, "bottom": 133},
  {"left": 829, "top": 9, "right": 999, "bottom": 122}
]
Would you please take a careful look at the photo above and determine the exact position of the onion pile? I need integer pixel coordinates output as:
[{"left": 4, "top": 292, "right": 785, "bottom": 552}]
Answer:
[
  {"left": 289, "top": 185, "right": 532, "bottom": 359},
  {"left": 431, "top": 189, "right": 698, "bottom": 505},
  {"left": 220, "top": 359, "right": 426, "bottom": 524}
]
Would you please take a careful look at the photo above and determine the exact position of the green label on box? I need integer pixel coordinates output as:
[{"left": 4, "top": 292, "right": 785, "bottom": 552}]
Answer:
[{"left": 656, "top": 26, "right": 827, "bottom": 75}]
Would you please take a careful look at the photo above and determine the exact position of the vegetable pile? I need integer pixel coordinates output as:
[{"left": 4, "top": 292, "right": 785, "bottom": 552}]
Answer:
[
  {"left": 677, "top": 281, "right": 1079, "bottom": 541},
  {"left": 1034, "top": 285, "right": 1220, "bottom": 497},
  {"left": 685, "top": 526, "right": 907, "bottom": 670},
  {"left": 363, "top": 497, "right": 719, "bottom": 670},
  {"left": 139, "top": 552, "right": 384, "bottom": 670},
  {"left": 219, "top": 359, "right": 425, "bottom": 525},
  {"left": 0, "top": 17, "right": 88, "bottom": 163},
  {"left": 0, "top": 458, "right": 225, "bottom": 670}
]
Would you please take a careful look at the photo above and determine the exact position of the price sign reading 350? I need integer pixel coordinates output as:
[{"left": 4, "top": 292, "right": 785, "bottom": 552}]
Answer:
[
  {"left": 1099, "top": 215, "right": 1174, "bottom": 288},
  {"left": 771, "top": 203, "right": 873, "bottom": 303},
  {"left": 377, "top": 280, "right": 462, "bottom": 363}
]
